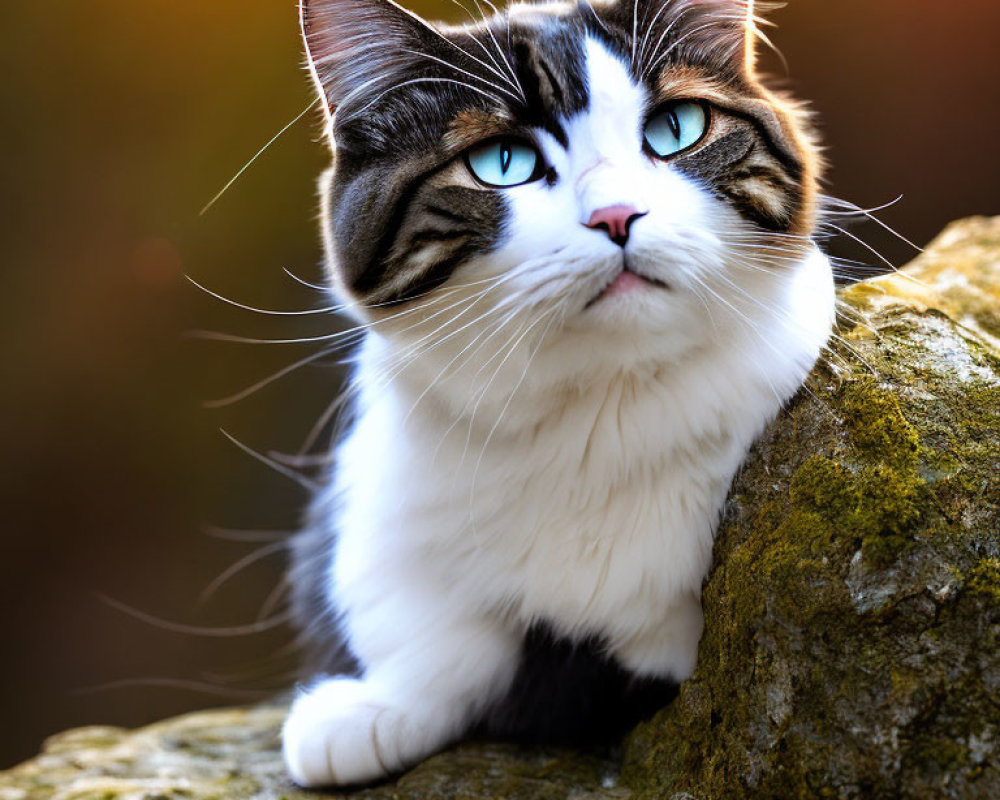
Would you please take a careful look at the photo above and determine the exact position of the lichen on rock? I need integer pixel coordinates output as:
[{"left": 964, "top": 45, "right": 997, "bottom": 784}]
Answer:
[
  {"left": 3, "top": 218, "right": 999, "bottom": 800},
  {"left": 622, "top": 217, "right": 1000, "bottom": 800}
]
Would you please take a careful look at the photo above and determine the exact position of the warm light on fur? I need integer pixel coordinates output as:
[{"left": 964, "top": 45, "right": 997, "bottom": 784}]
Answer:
[
  {"left": 283, "top": 0, "right": 835, "bottom": 787},
  {"left": 745, "top": 0, "right": 757, "bottom": 73}
]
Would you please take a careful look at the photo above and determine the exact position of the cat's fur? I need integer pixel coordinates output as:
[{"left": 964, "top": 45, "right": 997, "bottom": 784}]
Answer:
[{"left": 283, "top": 0, "right": 835, "bottom": 787}]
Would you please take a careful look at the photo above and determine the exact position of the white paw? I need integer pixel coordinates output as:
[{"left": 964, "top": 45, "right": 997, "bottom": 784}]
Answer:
[
  {"left": 616, "top": 593, "right": 705, "bottom": 681},
  {"left": 282, "top": 678, "right": 415, "bottom": 787}
]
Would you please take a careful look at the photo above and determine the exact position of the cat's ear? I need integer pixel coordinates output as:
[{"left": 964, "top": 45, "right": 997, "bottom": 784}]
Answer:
[
  {"left": 702, "top": 0, "right": 775, "bottom": 75},
  {"left": 301, "top": 0, "right": 439, "bottom": 114},
  {"left": 655, "top": 0, "right": 774, "bottom": 77},
  {"left": 733, "top": 0, "right": 777, "bottom": 74}
]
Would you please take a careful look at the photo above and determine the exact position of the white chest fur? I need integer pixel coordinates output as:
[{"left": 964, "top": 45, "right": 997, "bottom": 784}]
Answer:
[{"left": 323, "top": 247, "right": 834, "bottom": 661}]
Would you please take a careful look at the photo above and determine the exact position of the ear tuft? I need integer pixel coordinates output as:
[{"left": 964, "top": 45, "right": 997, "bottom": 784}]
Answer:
[
  {"left": 740, "top": 0, "right": 784, "bottom": 75},
  {"left": 673, "top": 0, "right": 782, "bottom": 77},
  {"left": 301, "top": 0, "right": 438, "bottom": 114}
]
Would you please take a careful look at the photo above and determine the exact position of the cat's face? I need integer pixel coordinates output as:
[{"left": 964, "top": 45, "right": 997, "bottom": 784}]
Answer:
[{"left": 303, "top": 0, "right": 821, "bottom": 354}]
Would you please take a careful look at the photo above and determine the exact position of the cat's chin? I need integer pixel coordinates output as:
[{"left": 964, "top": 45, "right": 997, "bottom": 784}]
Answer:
[
  {"left": 580, "top": 272, "right": 677, "bottom": 327},
  {"left": 585, "top": 267, "right": 669, "bottom": 309},
  {"left": 566, "top": 288, "right": 704, "bottom": 358}
]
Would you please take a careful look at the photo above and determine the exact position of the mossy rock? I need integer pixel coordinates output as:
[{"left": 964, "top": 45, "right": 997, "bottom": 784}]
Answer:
[
  {"left": 0, "top": 707, "right": 627, "bottom": 800},
  {"left": 3, "top": 218, "right": 999, "bottom": 799},
  {"left": 622, "top": 217, "right": 1000, "bottom": 799}
]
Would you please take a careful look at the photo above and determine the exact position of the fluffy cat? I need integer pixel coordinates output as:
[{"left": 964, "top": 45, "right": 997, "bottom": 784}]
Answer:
[{"left": 282, "top": 0, "right": 835, "bottom": 787}]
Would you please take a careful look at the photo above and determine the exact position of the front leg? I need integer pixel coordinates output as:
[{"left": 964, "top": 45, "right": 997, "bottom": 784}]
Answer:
[
  {"left": 613, "top": 590, "right": 704, "bottom": 681},
  {"left": 283, "top": 593, "right": 520, "bottom": 787}
]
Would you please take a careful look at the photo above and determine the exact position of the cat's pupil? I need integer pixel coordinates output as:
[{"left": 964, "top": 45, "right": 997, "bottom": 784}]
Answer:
[
  {"left": 666, "top": 110, "right": 681, "bottom": 140},
  {"left": 500, "top": 143, "right": 512, "bottom": 174}
]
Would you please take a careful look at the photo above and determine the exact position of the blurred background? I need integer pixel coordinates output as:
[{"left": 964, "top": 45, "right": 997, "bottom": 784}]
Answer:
[{"left": 1, "top": 0, "right": 998, "bottom": 768}]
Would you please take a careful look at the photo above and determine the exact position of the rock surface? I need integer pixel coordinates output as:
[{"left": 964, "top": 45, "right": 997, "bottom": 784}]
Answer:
[
  {"left": 623, "top": 217, "right": 1000, "bottom": 800},
  {"left": 0, "top": 706, "right": 625, "bottom": 800},
  {"left": 3, "top": 218, "right": 999, "bottom": 799}
]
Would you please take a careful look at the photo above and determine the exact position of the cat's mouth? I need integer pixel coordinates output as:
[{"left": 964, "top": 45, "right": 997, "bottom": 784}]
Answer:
[{"left": 586, "top": 263, "right": 670, "bottom": 309}]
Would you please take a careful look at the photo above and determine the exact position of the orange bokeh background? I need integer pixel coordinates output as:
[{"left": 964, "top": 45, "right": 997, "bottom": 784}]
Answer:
[{"left": 1, "top": 0, "right": 998, "bottom": 767}]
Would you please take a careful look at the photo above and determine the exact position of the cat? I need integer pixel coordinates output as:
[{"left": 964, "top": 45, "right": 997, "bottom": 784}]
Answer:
[{"left": 282, "top": 0, "right": 835, "bottom": 787}]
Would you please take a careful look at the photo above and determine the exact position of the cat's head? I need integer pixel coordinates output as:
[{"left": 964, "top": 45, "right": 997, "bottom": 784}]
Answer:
[{"left": 302, "top": 0, "right": 823, "bottom": 359}]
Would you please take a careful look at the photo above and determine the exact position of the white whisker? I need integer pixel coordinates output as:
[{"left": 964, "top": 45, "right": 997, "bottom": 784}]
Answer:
[
  {"left": 466, "top": 0, "right": 526, "bottom": 99},
  {"left": 187, "top": 275, "right": 346, "bottom": 316},
  {"left": 221, "top": 429, "right": 319, "bottom": 492},
  {"left": 99, "top": 594, "right": 293, "bottom": 638},
  {"left": 347, "top": 77, "right": 507, "bottom": 121},
  {"left": 199, "top": 540, "right": 288, "bottom": 606},
  {"left": 400, "top": 48, "right": 522, "bottom": 103},
  {"left": 436, "top": 0, "right": 524, "bottom": 94},
  {"left": 200, "top": 100, "right": 319, "bottom": 216},
  {"left": 645, "top": 22, "right": 721, "bottom": 80},
  {"left": 205, "top": 348, "right": 339, "bottom": 409},
  {"left": 283, "top": 267, "right": 329, "bottom": 292},
  {"left": 469, "top": 306, "right": 562, "bottom": 507},
  {"left": 636, "top": 0, "right": 681, "bottom": 71},
  {"left": 823, "top": 195, "right": 923, "bottom": 253},
  {"left": 203, "top": 526, "right": 290, "bottom": 543}
]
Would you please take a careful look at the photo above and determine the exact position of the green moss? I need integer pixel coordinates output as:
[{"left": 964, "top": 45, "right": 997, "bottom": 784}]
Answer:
[
  {"left": 966, "top": 559, "right": 1000, "bottom": 601},
  {"left": 859, "top": 534, "right": 909, "bottom": 571},
  {"left": 772, "top": 509, "right": 835, "bottom": 558},
  {"left": 907, "top": 737, "right": 971, "bottom": 771},
  {"left": 67, "top": 794, "right": 118, "bottom": 800},
  {"left": 785, "top": 453, "right": 924, "bottom": 569},
  {"left": 839, "top": 376, "right": 919, "bottom": 470},
  {"left": 855, "top": 464, "right": 924, "bottom": 568},
  {"left": 829, "top": 379, "right": 926, "bottom": 567},
  {"left": 856, "top": 466, "right": 922, "bottom": 534},
  {"left": 789, "top": 456, "right": 856, "bottom": 521},
  {"left": 918, "top": 440, "right": 962, "bottom": 483},
  {"left": 973, "top": 310, "right": 1000, "bottom": 340}
]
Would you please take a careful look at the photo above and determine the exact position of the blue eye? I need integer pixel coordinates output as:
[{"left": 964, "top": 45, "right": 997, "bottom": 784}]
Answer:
[
  {"left": 465, "top": 138, "right": 542, "bottom": 187},
  {"left": 643, "top": 102, "right": 708, "bottom": 159}
]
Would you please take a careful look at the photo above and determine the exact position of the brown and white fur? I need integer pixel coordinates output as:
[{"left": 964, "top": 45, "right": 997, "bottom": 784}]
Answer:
[{"left": 282, "top": 0, "right": 834, "bottom": 786}]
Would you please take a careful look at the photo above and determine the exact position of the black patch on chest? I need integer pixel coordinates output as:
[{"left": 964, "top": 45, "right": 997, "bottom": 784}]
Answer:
[
  {"left": 287, "top": 521, "right": 363, "bottom": 681},
  {"left": 480, "top": 623, "right": 678, "bottom": 746}
]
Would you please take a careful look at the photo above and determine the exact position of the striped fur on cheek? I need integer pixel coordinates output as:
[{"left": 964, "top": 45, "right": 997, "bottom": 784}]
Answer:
[
  {"left": 671, "top": 111, "right": 804, "bottom": 233},
  {"left": 375, "top": 177, "right": 508, "bottom": 308},
  {"left": 647, "top": 71, "right": 814, "bottom": 235}
]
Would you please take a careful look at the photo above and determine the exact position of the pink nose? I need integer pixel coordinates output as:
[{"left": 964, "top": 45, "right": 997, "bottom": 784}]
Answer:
[{"left": 585, "top": 205, "right": 647, "bottom": 247}]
